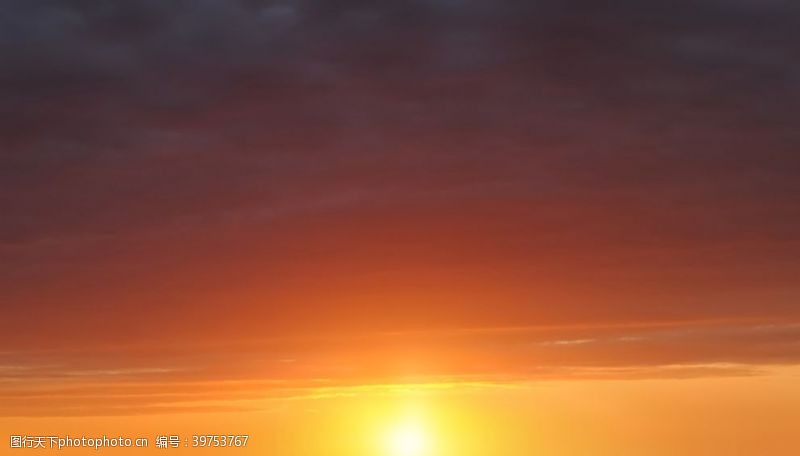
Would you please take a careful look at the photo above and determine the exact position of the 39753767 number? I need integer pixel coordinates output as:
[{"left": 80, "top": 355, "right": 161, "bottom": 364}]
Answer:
[{"left": 191, "top": 435, "right": 249, "bottom": 447}]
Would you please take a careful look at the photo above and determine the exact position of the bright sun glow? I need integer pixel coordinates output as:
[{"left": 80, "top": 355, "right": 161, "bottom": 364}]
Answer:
[{"left": 385, "top": 422, "right": 429, "bottom": 456}]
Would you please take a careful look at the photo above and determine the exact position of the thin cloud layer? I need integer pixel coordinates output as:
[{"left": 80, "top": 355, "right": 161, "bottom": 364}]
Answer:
[{"left": 1, "top": 321, "right": 798, "bottom": 416}]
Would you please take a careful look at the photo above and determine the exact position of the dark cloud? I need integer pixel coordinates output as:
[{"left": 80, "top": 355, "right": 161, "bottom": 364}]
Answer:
[{"left": 1, "top": 1, "right": 799, "bottom": 343}]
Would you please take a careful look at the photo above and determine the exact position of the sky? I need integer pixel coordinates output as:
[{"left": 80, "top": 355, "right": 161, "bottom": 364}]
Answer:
[{"left": 1, "top": 0, "right": 800, "bottom": 454}]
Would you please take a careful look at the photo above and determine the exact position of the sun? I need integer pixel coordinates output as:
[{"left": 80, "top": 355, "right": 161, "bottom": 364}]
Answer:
[{"left": 385, "top": 421, "right": 429, "bottom": 456}]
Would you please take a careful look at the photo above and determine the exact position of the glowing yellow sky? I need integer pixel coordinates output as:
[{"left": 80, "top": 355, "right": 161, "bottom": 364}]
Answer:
[{"left": 3, "top": 366, "right": 799, "bottom": 455}]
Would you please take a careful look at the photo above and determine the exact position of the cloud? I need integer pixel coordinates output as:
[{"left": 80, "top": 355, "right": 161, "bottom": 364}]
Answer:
[
  {"left": 2, "top": 0, "right": 798, "bottom": 244},
  {"left": 0, "top": 320, "right": 797, "bottom": 416},
  {"left": 1, "top": 1, "right": 799, "bottom": 398}
]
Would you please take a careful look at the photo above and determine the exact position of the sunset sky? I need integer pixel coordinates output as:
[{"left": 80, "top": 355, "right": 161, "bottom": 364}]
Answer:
[{"left": 1, "top": 0, "right": 800, "bottom": 454}]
